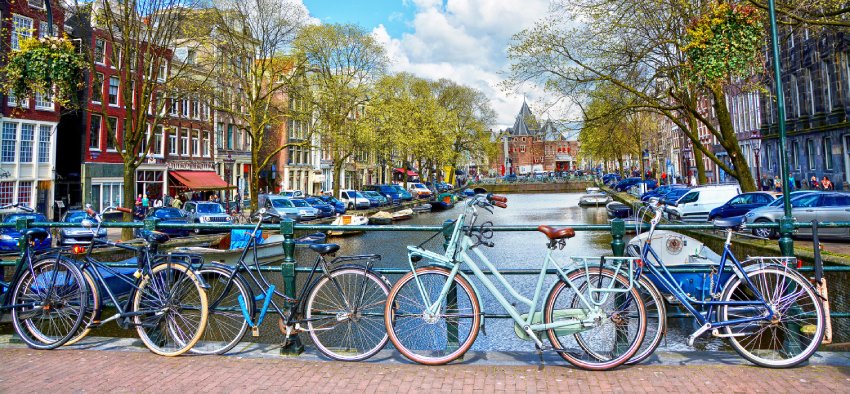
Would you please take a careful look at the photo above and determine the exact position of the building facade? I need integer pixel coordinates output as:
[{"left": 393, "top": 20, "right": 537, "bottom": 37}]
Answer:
[{"left": 492, "top": 101, "right": 578, "bottom": 176}]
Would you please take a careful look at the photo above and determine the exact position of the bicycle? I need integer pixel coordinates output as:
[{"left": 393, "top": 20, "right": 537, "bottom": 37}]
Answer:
[
  {"left": 0, "top": 203, "right": 88, "bottom": 349},
  {"left": 384, "top": 193, "right": 647, "bottom": 370},
  {"left": 631, "top": 204, "right": 825, "bottom": 368},
  {"left": 191, "top": 208, "right": 391, "bottom": 360},
  {"left": 67, "top": 206, "right": 209, "bottom": 356}
]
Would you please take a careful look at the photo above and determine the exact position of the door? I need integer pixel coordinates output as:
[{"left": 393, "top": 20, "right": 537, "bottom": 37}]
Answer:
[
  {"left": 723, "top": 194, "right": 748, "bottom": 217},
  {"left": 816, "top": 194, "right": 850, "bottom": 238},
  {"left": 791, "top": 194, "right": 821, "bottom": 235}
]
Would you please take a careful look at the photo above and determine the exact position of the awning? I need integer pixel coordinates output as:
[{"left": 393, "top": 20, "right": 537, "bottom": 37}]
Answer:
[
  {"left": 170, "top": 171, "right": 233, "bottom": 190},
  {"left": 393, "top": 168, "right": 419, "bottom": 177}
]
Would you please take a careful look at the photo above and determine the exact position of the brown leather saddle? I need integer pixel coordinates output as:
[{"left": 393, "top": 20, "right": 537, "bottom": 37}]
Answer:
[{"left": 537, "top": 225, "right": 576, "bottom": 240}]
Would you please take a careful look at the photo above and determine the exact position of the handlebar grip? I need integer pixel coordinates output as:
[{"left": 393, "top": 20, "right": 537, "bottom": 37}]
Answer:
[
  {"left": 494, "top": 201, "right": 507, "bottom": 209},
  {"left": 116, "top": 207, "right": 132, "bottom": 213},
  {"left": 85, "top": 208, "right": 96, "bottom": 216},
  {"left": 490, "top": 194, "right": 507, "bottom": 203}
]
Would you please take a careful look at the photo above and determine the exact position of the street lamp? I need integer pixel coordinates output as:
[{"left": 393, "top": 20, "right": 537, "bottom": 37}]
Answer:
[{"left": 754, "top": 145, "right": 761, "bottom": 186}]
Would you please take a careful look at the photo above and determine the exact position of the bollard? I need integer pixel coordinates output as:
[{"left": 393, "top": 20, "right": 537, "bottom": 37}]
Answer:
[
  {"left": 778, "top": 217, "right": 795, "bottom": 257},
  {"left": 279, "top": 217, "right": 303, "bottom": 356},
  {"left": 610, "top": 218, "right": 625, "bottom": 257}
]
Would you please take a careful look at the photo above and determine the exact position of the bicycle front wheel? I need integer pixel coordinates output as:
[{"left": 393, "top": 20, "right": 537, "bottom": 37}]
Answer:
[
  {"left": 11, "top": 257, "right": 88, "bottom": 350},
  {"left": 191, "top": 264, "right": 254, "bottom": 355},
  {"left": 626, "top": 275, "right": 665, "bottom": 365},
  {"left": 385, "top": 266, "right": 480, "bottom": 365},
  {"left": 305, "top": 267, "right": 390, "bottom": 361},
  {"left": 133, "top": 262, "right": 208, "bottom": 356},
  {"left": 720, "top": 265, "right": 825, "bottom": 368},
  {"left": 545, "top": 267, "right": 646, "bottom": 371}
]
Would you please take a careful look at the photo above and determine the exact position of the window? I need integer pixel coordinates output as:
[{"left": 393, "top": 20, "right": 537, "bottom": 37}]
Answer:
[
  {"left": 203, "top": 131, "right": 210, "bottom": 156},
  {"left": 789, "top": 141, "right": 799, "bottom": 170},
  {"left": 181, "top": 129, "right": 189, "bottom": 155},
  {"left": 2, "top": 123, "right": 17, "bottom": 163},
  {"left": 216, "top": 123, "right": 224, "bottom": 149},
  {"left": 168, "top": 129, "right": 178, "bottom": 155},
  {"left": 90, "top": 115, "right": 102, "bottom": 150},
  {"left": 91, "top": 182, "right": 123, "bottom": 211},
  {"left": 35, "top": 90, "right": 52, "bottom": 110},
  {"left": 192, "top": 130, "right": 200, "bottom": 156},
  {"left": 105, "top": 117, "right": 117, "bottom": 151},
  {"left": 234, "top": 128, "right": 241, "bottom": 149},
  {"left": 7, "top": 91, "right": 28, "bottom": 108},
  {"left": 12, "top": 14, "right": 34, "bottom": 51},
  {"left": 130, "top": 81, "right": 135, "bottom": 108},
  {"left": 802, "top": 70, "right": 814, "bottom": 115},
  {"left": 182, "top": 98, "right": 189, "bottom": 117},
  {"left": 790, "top": 75, "right": 801, "bottom": 117},
  {"left": 94, "top": 39, "right": 106, "bottom": 64},
  {"left": 807, "top": 139, "right": 816, "bottom": 170},
  {"left": 227, "top": 124, "right": 234, "bottom": 149},
  {"left": 17, "top": 181, "right": 32, "bottom": 207},
  {"left": 28, "top": 0, "right": 44, "bottom": 9},
  {"left": 170, "top": 97, "right": 179, "bottom": 115},
  {"left": 112, "top": 47, "right": 122, "bottom": 69},
  {"left": 158, "top": 61, "right": 167, "bottom": 82},
  {"left": 823, "top": 137, "right": 833, "bottom": 170},
  {"left": 92, "top": 73, "right": 104, "bottom": 103},
  {"left": 38, "top": 125, "right": 50, "bottom": 163},
  {"left": 19, "top": 124, "right": 34, "bottom": 163},
  {"left": 38, "top": 22, "right": 57, "bottom": 38},
  {"left": 0, "top": 182, "right": 12, "bottom": 205},
  {"left": 153, "top": 126, "right": 164, "bottom": 156},
  {"left": 108, "top": 76, "right": 119, "bottom": 105},
  {"left": 822, "top": 62, "right": 832, "bottom": 112},
  {"left": 192, "top": 99, "right": 200, "bottom": 119}
]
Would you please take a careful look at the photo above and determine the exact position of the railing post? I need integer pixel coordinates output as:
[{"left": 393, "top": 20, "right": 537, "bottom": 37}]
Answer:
[
  {"left": 13, "top": 217, "right": 31, "bottom": 280},
  {"left": 778, "top": 217, "right": 795, "bottom": 257},
  {"left": 143, "top": 217, "right": 159, "bottom": 232},
  {"left": 610, "top": 218, "right": 625, "bottom": 257},
  {"left": 279, "top": 217, "right": 303, "bottom": 356}
]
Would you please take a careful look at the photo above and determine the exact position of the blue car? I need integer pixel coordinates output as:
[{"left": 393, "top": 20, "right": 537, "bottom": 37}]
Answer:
[
  {"left": 503, "top": 174, "right": 518, "bottom": 182},
  {"left": 659, "top": 188, "right": 692, "bottom": 206},
  {"left": 641, "top": 184, "right": 688, "bottom": 202},
  {"left": 708, "top": 192, "right": 778, "bottom": 221},
  {"left": 318, "top": 195, "right": 346, "bottom": 214},
  {"left": 363, "top": 184, "right": 412, "bottom": 204},
  {"left": 0, "top": 213, "right": 52, "bottom": 252},
  {"left": 304, "top": 197, "right": 335, "bottom": 218},
  {"left": 134, "top": 207, "right": 190, "bottom": 238},
  {"left": 613, "top": 177, "right": 642, "bottom": 191},
  {"left": 362, "top": 191, "right": 389, "bottom": 206}
]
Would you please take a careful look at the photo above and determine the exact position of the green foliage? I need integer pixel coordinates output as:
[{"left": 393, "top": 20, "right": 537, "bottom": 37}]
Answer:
[{"left": 2, "top": 36, "right": 87, "bottom": 108}]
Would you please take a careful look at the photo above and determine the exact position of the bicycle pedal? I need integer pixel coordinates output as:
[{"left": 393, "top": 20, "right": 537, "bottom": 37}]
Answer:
[
  {"left": 252, "top": 326, "right": 260, "bottom": 337},
  {"left": 687, "top": 323, "right": 712, "bottom": 347}
]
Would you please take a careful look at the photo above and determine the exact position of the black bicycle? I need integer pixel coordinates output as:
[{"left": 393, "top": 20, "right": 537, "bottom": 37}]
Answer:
[
  {"left": 191, "top": 208, "right": 391, "bottom": 361},
  {"left": 0, "top": 203, "right": 88, "bottom": 349},
  {"left": 64, "top": 206, "right": 209, "bottom": 356}
]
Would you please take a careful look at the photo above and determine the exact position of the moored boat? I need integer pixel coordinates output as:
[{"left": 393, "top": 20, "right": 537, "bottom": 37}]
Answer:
[
  {"left": 368, "top": 211, "right": 393, "bottom": 225},
  {"left": 578, "top": 191, "right": 612, "bottom": 207},
  {"left": 606, "top": 201, "right": 632, "bottom": 219},
  {"left": 431, "top": 193, "right": 456, "bottom": 211},
  {"left": 171, "top": 231, "right": 326, "bottom": 266},
  {"left": 391, "top": 208, "right": 414, "bottom": 221},
  {"left": 412, "top": 204, "right": 432, "bottom": 213},
  {"left": 328, "top": 214, "right": 369, "bottom": 236}
]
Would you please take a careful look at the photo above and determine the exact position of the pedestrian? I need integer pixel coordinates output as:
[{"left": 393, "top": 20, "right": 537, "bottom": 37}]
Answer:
[
  {"left": 809, "top": 176, "right": 821, "bottom": 190},
  {"left": 134, "top": 201, "right": 145, "bottom": 220},
  {"left": 760, "top": 175, "right": 769, "bottom": 191},
  {"left": 164, "top": 194, "right": 173, "bottom": 207},
  {"left": 773, "top": 175, "right": 782, "bottom": 192},
  {"left": 137, "top": 194, "right": 142, "bottom": 204},
  {"left": 171, "top": 196, "right": 183, "bottom": 209},
  {"left": 153, "top": 198, "right": 163, "bottom": 208},
  {"left": 661, "top": 172, "right": 667, "bottom": 185},
  {"left": 821, "top": 176, "right": 834, "bottom": 190},
  {"left": 788, "top": 175, "right": 796, "bottom": 192}
]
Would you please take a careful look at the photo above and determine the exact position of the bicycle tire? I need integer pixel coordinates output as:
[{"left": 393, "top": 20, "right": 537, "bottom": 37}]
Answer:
[
  {"left": 191, "top": 264, "right": 254, "bottom": 355},
  {"left": 305, "top": 266, "right": 390, "bottom": 361},
  {"left": 384, "top": 266, "right": 480, "bottom": 365},
  {"left": 133, "top": 262, "right": 208, "bottom": 356},
  {"left": 625, "top": 275, "right": 665, "bottom": 365},
  {"left": 11, "top": 257, "right": 88, "bottom": 350},
  {"left": 719, "top": 265, "right": 825, "bottom": 368},
  {"left": 544, "top": 267, "right": 646, "bottom": 371},
  {"left": 64, "top": 268, "right": 101, "bottom": 346}
]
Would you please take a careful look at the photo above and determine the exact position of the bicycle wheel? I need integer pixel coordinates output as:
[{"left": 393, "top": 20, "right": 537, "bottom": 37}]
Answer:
[
  {"left": 385, "top": 266, "right": 480, "bottom": 365},
  {"left": 305, "top": 266, "right": 390, "bottom": 361},
  {"left": 11, "top": 257, "right": 88, "bottom": 350},
  {"left": 64, "top": 268, "right": 101, "bottom": 346},
  {"left": 626, "top": 275, "right": 665, "bottom": 365},
  {"left": 133, "top": 262, "right": 208, "bottom": 356},
  {"left": 719, "top": 265, "right": 825, "bottom": 368},
  {"left": 544, "top": 267, "right": 646, "bottom": 370},
  {"left": 191, "top": 264, "right": 254, "bottom": 355}
]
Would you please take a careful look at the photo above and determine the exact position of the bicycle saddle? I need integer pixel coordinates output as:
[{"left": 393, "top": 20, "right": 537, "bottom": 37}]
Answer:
[
  {"left": 713, "top": 216, "right": 746, "bottom": 231},
  {"left": 142, "top": 230, "right": 170, "bottom": 244},
  {"left": 24, "top": 228, "right": 49, "bottom": 242},
  {"left": 537, "top": 225, "right": 576, "bottom": 240},
  {"left": 309, "top": 243, "right": 340, "bottom": 255}
]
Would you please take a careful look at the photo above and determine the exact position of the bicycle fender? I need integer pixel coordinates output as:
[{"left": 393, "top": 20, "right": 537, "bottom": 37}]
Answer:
[{"left": 426, "top": 262, "right": 488, "bottom": 334}]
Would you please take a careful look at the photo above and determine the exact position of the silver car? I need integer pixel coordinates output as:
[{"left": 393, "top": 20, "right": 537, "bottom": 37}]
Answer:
[
  {"left": 183, "top": 201, "right": 232, "bottom": 234},
  {"left": 261, "top": 196, "right": 319, "bottom": 222},
  {"left": 744, "top": 192, "right": 850, "bottom": 239},
  {"left": 58, "top": 210, "right": 107, "bottom": 245}
]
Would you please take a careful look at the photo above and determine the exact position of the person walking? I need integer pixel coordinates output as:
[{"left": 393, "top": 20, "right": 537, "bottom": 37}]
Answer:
[
  {"left": 788, "top": 175, "right": 796, "bottom": 192},
  {"left": 760, "top": 175, "right": 770, "bottom": 191},
  {"left": 773, "top": 176, "right": 782, "bottom": 192},
  {"left": 809, "top": 176, "right": 821, "bottom": 190},
  {"left": 821, "top": 176, "right": 835, "bottom": 190},
  {"left": 171, "top": 196, "right": 183, "bottom": 209}
]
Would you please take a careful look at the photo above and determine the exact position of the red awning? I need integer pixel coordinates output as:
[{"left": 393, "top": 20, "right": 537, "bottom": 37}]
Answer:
[
  {"left": 393, "top": 168, "right": 419, "bottom": 177},
  {"left": 169, "top": 171, "right": 233, "bottom": 190}
]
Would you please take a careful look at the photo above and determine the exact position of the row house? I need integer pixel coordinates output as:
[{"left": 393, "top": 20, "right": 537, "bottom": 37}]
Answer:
[
  {"left": 727, "top": 88, "right": 762, "bottom": 182},
  {"left": 492, "top": 100, "right": 578, "bottom": 176},
  {"left": 0, "top": 0, "right": 63, "bottom": 218},
  {"left": 274, "top": 95, "right": 322, "bottom": 195}
]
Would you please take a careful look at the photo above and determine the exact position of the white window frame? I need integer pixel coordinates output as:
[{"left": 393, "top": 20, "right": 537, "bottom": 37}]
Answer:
[
  {"left": 92, "top": 73, "right": 104, "bottom": 104},
  {"left": 34, "top": 90, "right": 53, "bottom": 111},
  {"left": 94, "top": 38, "right": 106, "bottom": 65},
  {"left": 158, "top": 60, "right": 168, "bottom": 82},
  {"left": 182, "top": 98, "right": 190, "bottom": 118},
  {"left": 203, "top": 131, "right": 210, "bottom": 157},
  {"left": 11, "top": 14, "right": 34, "bottom": 51},
  {"left": 192, "top": 98, "right": 200, "bottom": 120},
  {"left": 823, "top": 137, "right": 833, "bottom": 170},
  {"left": 2, "top": 122, "right": 18, "bottom": 163},
  {"left": 89, "top": 114, "right": 102, "bottom": 151},
  {"left": 105, "top": 117, "right": 118, "bottom": 151},
  {"left": 822, "top": 62, "right": 832, "bottom": 112},
  {"left": 108, "top": 76, "right": 120, "bottom": 106},
  {"left": 168, "top": 128, "right": 178, "bottom": 155},
  {"left": 192, "top": 129, "right": 200, "bottom": 156},
  {"left": 38, "top": 21, "right": 57, "bottom": 38},
  {"left": 181, "top": 129, "right": 189, "bottom": 156},
  {"left": 152, "top": 125, "right": 164, "bottom": 157}
]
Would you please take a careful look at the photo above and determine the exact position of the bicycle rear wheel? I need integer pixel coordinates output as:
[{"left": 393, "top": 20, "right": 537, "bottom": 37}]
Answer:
[
  {"left": 133, "top": 262, "right": 208, "bottom": 356},
  {"left": 720, "top": 265, "right": 825, "bottom": 368},
  {"left": 191, "top": 264, "right": 254, "bottom": 355},
  {"left": 64, "top": 268, "right": 100, "bottom": 346},
  {"left": 545, "top": 267, "right": 646, "bottom": 370},
  {"left": 11, "top": 257, "right": 88, "bottom": 350},
  {"left": 305, "top": 266, "right": 389, "bottom": 361},
  {"left": 626, "top": 275, "right": 665, "bottom": 365},
  {"left": 385, "top": 266, "right": 480, "bottom": 365}
]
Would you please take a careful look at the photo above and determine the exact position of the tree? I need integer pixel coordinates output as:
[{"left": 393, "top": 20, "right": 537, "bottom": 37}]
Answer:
[
  {"left": 292, "top": 24, "right": 387, "bottom": 198},
  {"left": 432, "top": 79, "right": 496, "bottom": 181}
]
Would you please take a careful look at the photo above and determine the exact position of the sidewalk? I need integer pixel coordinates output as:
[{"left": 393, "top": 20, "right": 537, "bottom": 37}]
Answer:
[{"left": 0, "top": 339, "right": 848, "bottom": 393}]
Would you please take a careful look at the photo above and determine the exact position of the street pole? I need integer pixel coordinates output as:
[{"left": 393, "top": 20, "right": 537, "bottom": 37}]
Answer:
[{"left": 768, "top": 0, "right": 794, "bottom": 256}]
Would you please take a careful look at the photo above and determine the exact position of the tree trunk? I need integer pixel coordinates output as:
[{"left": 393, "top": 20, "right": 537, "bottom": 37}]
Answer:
[
  {"left": 250, "top": 167, "right": 261, "bottom": 212},
  {"left": 121, "top": 165, "right": 136, "bottom": 241},
  {"left": 710, "top": 85, "right": 757, "bottom": 192},
  {"left": 694, "top": 148, "right": 708, "bottom": 185},
  {"left": 332, "top": 160, "right": 343, "bottom": 198},
  {"left": 617, "top": 157, "right": 625, "bottom": 177}
]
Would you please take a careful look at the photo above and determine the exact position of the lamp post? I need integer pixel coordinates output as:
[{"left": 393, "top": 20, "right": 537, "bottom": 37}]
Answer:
[
  {"left": 754, "top": 145, "right": 761, "bottom": 186},
  {"left": 223, "top": 153, "right": 235, "bottom": 210},
  {"left": 768, "top": 0, "right": 794, "bottom": 256}
]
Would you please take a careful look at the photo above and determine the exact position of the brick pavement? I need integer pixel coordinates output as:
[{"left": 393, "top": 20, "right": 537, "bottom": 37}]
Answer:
[{"left": 0, "top": 348, "right": 849, "bottom": 393}]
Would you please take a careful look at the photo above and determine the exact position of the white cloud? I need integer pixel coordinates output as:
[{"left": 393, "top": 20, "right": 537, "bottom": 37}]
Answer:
[{"left": 369, "top": 0, "right": 556, "bottom": 129}]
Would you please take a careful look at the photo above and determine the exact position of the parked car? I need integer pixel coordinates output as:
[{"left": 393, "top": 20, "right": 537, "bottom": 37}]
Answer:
[
  {"left": 503, "top": 174, "right": 518, "bottom": 182},
  {"left": 260, "top": 195, "right": 319, "bottom": 222},
  {"left": 658, "top": 187, "right": 692, "bottom": 206},
  {"left": 435, "top": 182, "right": 453, "bottom": 192},
  {"left": 135, "top": 207, "right": 190, "bottom": 238},
  {"left": 708, "top": 192, "right": 778, "bottom": 221},
  {"left": 641, "top": 184, "right": 688, "bottom": 202},
  {"left": 745, "top": 192, "right": 850, "bottom": 239},
  {"left": 613, "top": 177, "right": 642, "bottom": 191},
  {"left": 408, "top": 183, "right": 433, "bottom": 199},
  {"left": 57, "top": 210, "right": 108, "bottom": 245},
  {"left": 279, "top": 190, "right": 305, "bottom": 198},
  {"left": 362, "top": 191, "right": 389, "bottom": 206},
  {"left": 317, "top": 195, "right": 346, "bottom": 214},
  {"left": 666, "top": 185, "right": 742, "bottom": 222},
  {"left": 627, "top": 179, "right": 658, "bottom": 197},
  {"left": 363, "top": 184, "right": 412, "bottom": 204},
  {"left": 339, "top": 190, "right": 371, "bottom": 210},
  {"left": 0, "top": 213, "right": 52, "bottom": 252},
  {"left": 304, "top": 197, "right": 335, "bottom": 218},
  {"left": 182, "top": 201, "right": 232, "bottom": 234}
]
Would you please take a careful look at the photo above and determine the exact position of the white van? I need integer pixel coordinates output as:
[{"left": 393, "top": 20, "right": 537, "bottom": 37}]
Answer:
[{"left": 666, "top": 185, "right": 741, "bottom": 222}]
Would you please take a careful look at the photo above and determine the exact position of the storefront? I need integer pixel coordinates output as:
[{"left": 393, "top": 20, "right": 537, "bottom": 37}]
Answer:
[{"left": 167, "top": 160, "right": 231, "bottom": 201}]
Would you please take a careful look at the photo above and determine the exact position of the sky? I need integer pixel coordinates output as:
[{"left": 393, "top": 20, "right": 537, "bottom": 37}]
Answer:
[{"left": 300, "top": 0, "right": 555, "bottom": 130}]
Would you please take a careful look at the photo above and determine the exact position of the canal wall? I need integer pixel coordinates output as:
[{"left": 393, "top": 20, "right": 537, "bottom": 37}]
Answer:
[{"left": 471, "top": 181, "right": 593, "bottom": 194}]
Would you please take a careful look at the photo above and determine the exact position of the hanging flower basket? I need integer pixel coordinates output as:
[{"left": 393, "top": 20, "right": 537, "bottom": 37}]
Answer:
[
  {"left": 2, "top": 35, "right": 87, "bottom": 108},
  {"left": 683, "top": 2, "right": 764, "bottom": 85}
]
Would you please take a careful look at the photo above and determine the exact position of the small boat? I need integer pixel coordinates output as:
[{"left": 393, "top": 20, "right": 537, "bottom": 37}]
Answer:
[
  {"left": 412, "top": 204, "right": 432, "bottom": 213},
  {"left": 606, "top": 201, "right": 632, "bottom": 219},
  {"left": 586, "top": 186, "right": 602, "bottom": 193},
  {"left": 392, "top": 209, "right": 414, "bottom": 221},
  {"left": 431, "top": 193, "right": 456, "bottom": 211},
  {"left": 368, "top": 211, "right": 393, "bottom": 225},
  {"left": 328, "top": 215, "right": 369, "bottom": 236},
  {"left": 578, "top": 190, "right": 612, "bottom": 207},
  {"left": 170, "top": 231, "right": 326, "bottom": 266},
  {"left": 463, "top": 188, "right": 475, "bottom": 197}
]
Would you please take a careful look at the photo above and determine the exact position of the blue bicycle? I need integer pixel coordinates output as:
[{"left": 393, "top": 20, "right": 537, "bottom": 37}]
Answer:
[{"left": 634, "top": 204, "right": 826, "bottom": 368}]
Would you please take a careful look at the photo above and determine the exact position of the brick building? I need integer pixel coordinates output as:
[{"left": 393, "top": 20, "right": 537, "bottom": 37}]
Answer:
[{"left": 492, "top": 100, "right": 578, "bottom": 176}]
